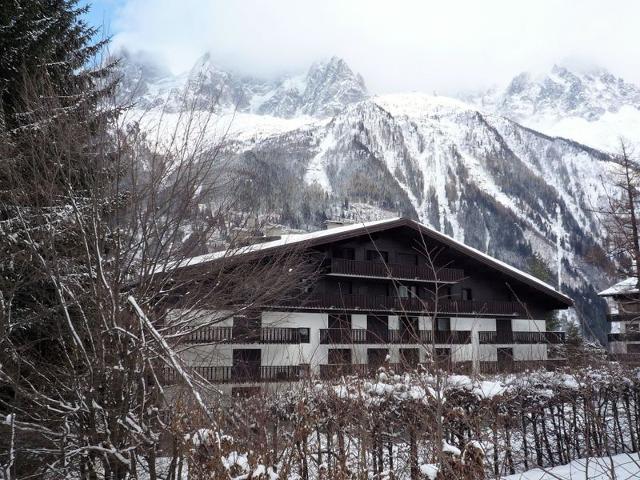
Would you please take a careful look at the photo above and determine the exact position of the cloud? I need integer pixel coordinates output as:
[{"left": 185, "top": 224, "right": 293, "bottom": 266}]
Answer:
[{"left": 109, "top": 0, "right": 640, "bottom": 94}]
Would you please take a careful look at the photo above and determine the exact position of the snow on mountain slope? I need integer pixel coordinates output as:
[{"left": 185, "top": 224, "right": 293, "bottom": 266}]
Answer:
[{"left": 469, "top": 65, "right": 640, "bottom": 152}]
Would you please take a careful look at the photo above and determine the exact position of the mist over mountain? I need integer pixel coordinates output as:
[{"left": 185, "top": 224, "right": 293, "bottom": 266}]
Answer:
[{"left": 116, "top": 53, "right": 635, "bottom": 339}]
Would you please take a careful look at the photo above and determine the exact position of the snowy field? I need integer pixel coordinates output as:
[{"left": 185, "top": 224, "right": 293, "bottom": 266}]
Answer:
[{"left": 503, "top": 453, "right": 640, "bottom": 480}]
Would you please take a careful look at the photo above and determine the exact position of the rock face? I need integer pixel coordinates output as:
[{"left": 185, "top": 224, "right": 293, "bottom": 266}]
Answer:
[{"left": 118, "top": 54, "right": 631, "bottom": 338}]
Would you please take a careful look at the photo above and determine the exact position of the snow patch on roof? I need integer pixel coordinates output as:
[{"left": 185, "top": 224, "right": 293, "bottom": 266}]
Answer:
[{"left": 598, "top": 277, "right": 638, "bottom": 296}]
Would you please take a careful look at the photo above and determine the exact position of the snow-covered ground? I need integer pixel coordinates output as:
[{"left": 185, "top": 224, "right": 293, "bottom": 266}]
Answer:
[{"left": 503, "top": 453, "right": 640, "bottom": 480}]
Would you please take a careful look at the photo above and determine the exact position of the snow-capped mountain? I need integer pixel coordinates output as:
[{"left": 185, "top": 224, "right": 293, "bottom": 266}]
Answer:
[
  {"left": 118, "top": 52, "right": 367, "bottom": 118},
  {"left": 118, "top": 53, "right": 628, "bottom": 338},
  {"left": 467, "top": 65, "right": 640, "bottom": 152}
]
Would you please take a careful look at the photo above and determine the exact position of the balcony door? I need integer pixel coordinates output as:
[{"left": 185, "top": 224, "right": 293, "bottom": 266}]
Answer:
[
  {"left": 497, "top": 347, "right": 514, "bottom": 372},
  {"left": 434, "top": 347, "right": 451, "bottom": 368},
  {"left": 232, "top": 349, "right": 261, "bottom": 381},
  {"left": 233, "top": 314, "right": 261, "bottom": 343},
  {"left": 328, "top": 348, "right": 352, "bottom": 365},
  {"left": 400, "top": 316, "right": 419, "bottom": 343},
  {"left": 367, "top": 348, "right": 389, "bottom": 370},
  {"left": 327, "top": 349, "right": 352, "bottom": 376},
  {"left": 435, "top": 317, "right": 451, "bottom": 343},
  {"left": 400, "top": 348, "right": 420, "bottom": 368},
  {"left": 367, "top": 315, "right": 389, "bottom": 343},
  {"left": 496, "top": 319, "right": 513, "bottom": 344},
  {"left": 328, "top": 314, "right": 352, "bottom": 343}
]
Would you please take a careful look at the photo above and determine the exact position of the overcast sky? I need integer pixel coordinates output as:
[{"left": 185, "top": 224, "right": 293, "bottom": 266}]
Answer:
[{"left": 86, "top": 0, "right": 640, "bottom": 95}]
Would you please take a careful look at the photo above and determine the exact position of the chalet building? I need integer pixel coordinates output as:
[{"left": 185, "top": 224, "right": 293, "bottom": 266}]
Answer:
[
  {"left": 599, "top": 278, "right": 640, "bottom": 357},
  {"left": 164, "top": 218, "right": 571, "bottom": 393}
]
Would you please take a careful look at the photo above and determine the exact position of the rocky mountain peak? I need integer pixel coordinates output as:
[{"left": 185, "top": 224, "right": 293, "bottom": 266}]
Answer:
[
  {"left": 301, "top": 56, "right": 368, "bottom": 117},
  {"left": 117, "top": 51, "right": 367, "bottom": 118}
]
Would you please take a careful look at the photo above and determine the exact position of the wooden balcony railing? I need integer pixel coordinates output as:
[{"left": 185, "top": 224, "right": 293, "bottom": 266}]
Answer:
[
  {"left": 296, "top": 295, "right": 526, "bottom": 316},
  {"left": 478, "top": 331, "right": 566, "bottom": 344},
  {"left": 319, "top": 328, "right": 471, "bottom": 344},
  {"left": 318, "top": 361, "right": 474, "bottom": 379},
  {"left": 478, "top": 359, "right": 568, "bottom": 374},
  {"left": 607, "top": 313, "right": 640, "bottom": 322},
  {"left": 609, "top": 354, "right": 640, "bottom": 365},
  {"left": 329, "top": 258, "right": 464, "bottom": 283},
  {"left": 162, "top": 364, "right": 308, "bottom": 384},
  {"left": 182, "top": 326, "right": 308, "bottom": 344},
  {"left": 608, "top": 333, "right": 640, "bottom": 342}
]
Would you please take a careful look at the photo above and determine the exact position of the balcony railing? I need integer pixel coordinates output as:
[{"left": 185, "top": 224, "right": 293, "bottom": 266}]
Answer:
[
  {"left": 478, "top": 331, "right": 566, "bottom": 344},
  {"left": 607, "top": 313, "right": 640, "bottom": 322},
  {"left": 319, "top": 328, "right": 471, "bottom": 344},
  {"left": 608, "top": 332, "right": 640, "bottom": 342},
  {"left": 162, "top": 364, "right": 307, "bottom": 384},
  {"left": 182, "top": 326, "right": 308, "bottom": 344},
  {"left": 328, "top": 258, "right": 464, "bottom": 283},
  {"left": 609, "top": 353, "right": 640, "bottom": 364},
  {"left": 296, "top": 295, "right": 526, "bottom": 316},
  {"left": 479, "top": 359, "right": 568, "bottom": 374},
  {"left": 318, "top": 361, "right": 474, "bottom": 379}
]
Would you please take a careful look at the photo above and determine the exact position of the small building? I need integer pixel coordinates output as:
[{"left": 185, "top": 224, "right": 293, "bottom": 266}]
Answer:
[
  {"left": 599, "top": 278, "right": 640, "bottom": 357},
  {"left": 162, "top": 217, "right": 571, "bottom": 393}
]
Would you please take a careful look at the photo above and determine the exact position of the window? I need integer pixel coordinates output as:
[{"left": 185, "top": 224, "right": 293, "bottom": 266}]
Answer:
[
  {"left": 436, "top": 317, "right": 451, "bottom": 331},
  {"left": 332, "top": 247, "right": 355, "bottom": 260},
  {"left": 629, "top": 344, "right": 640, "bottom": 354},
  {"left": 435, "top": 347, "right": 451, "bottom": 361},
  {"left": 298, "top": 328, "right": 310, "bottom": 343},
  {"left": 328, "top": 314, "right": 352, "bottom": 329},
  {"left": 366, "top": 249, "right": 389, "bottom": 262},
  {"left": 462, "top": 288, "right": 473, "bottom": 301},
  {"left": 398, "top": 285, "right": 417, "bottom": 298},
  {"left": 367, "top": 348, "right": 389, "bottom": 368},
  {"left": 628, "top": 323, "right": 640, "bottom": 333}
]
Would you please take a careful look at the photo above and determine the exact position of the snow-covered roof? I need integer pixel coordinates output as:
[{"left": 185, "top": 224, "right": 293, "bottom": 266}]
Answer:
[
  {"left": 598, "top": 277, "right": 639, "bottom": 296},
  {"left": 164, "top": 217, "right": 572, "bottom": 306}
]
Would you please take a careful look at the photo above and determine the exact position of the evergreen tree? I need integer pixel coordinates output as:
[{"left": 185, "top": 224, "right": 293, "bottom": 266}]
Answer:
[
  {"left": 527, "top": 253, "right": 561, "bottom": 330},
  {"left": 0, "top": 0, "right": 112, "bottom": 129}
]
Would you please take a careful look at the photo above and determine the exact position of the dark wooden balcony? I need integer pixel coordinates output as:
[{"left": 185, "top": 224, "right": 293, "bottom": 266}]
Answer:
[
  {"left": 162, "top": 364, "right": 307, "bottom": 384},
  {"left": 319, "top": 328, "right": 471, "bottom": 344},
  {"left": 297, "top": 294, "right": 526, "bottom": 316},
  {"left": 328, "top": 258, "right": 464, "bottom": 283},
  {"left": 478, "top": 331, "right": 566, "bottom": 344},
  {"left": 608, "top": 332, "right": 640, "bottom": 342},
  {"left": 182, "top": 326, "right": 308, "bottom": 344},
  {"left": 479, "top": 359, "right": 568, "bottom": 374},
  {"left": 607, "top": 313, "right": 640, "bottom": 322}
]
